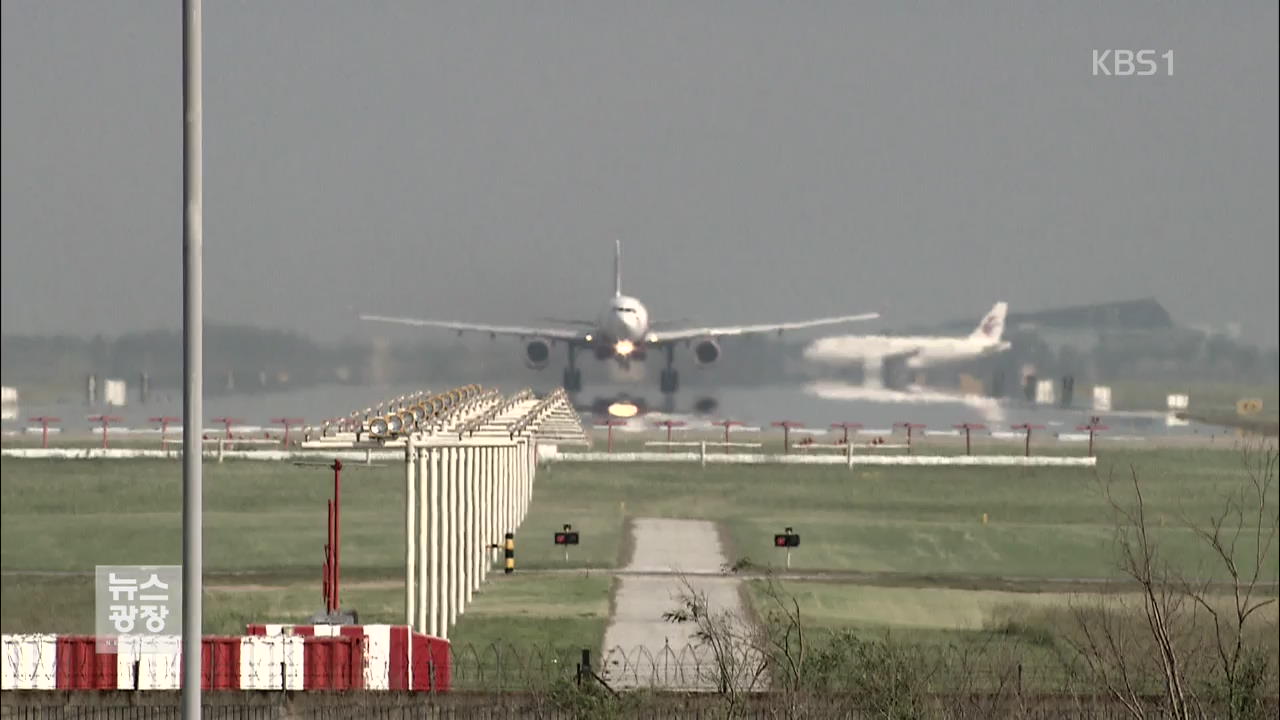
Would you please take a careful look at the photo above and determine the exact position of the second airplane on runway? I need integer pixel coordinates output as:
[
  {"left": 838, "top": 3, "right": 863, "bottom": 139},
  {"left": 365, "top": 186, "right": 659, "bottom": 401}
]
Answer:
[{"left": 803, "top": 302, "right": 1011, "bottom": 385}]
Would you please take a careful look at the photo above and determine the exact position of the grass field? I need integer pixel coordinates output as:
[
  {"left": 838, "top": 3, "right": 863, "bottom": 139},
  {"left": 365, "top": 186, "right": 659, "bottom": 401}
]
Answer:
[
  {"left": 1103, "top": 380, "right": 1278, "bottom": 420},
  {"left": 2, "top": 446, "right": 1275, "bottom": 646}
]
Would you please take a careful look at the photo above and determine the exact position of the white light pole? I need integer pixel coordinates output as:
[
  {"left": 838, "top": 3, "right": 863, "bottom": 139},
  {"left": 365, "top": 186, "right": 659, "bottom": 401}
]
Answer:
[{"left": 181, "top": 0, "right": 203, "bottom": 716}]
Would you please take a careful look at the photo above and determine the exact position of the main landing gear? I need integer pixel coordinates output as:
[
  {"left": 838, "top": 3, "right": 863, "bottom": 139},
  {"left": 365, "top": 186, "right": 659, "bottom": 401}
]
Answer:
[
  {"left": 659, "top": 345, "right": 680, "bottom": 395},
  {"left": 563, "top": 345, "right": 583, "bottom": 394}
]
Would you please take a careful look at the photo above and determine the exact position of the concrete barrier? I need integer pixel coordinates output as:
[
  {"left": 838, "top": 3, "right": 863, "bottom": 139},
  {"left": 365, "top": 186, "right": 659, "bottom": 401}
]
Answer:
[
  {"left": 544, "top": 451, "right": 1096, "bottom": 467},
  {"left": 4, "top": 448, "right": 1096, "bottom": 467}
]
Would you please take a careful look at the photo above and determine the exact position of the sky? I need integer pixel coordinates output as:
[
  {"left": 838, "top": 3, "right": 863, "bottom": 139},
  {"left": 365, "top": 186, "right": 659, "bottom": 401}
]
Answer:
[{"left": 3, "top": 1, "right": 1277, "bottom": 345}]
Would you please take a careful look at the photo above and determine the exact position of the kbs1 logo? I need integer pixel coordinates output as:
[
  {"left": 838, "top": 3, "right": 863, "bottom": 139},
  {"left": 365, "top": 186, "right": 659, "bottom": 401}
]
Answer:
[{"left": 1092, "top": 49, "right": 1173, "bottom": 76}]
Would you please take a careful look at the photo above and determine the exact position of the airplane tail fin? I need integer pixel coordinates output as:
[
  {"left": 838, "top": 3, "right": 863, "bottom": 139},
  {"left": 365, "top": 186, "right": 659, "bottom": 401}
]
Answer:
[
  {"left": 614, "top": 239, "right": 622, "bottom": 297},
  {"left": 969, "top": 302, "right": 1008, "bottom": 342}
]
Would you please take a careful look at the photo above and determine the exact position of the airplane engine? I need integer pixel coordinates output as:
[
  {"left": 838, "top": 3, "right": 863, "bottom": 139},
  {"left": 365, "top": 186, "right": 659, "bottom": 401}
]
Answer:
[
  {"left": 524, "top": 339, "right": 552, "bottom": 370},
  {"left": 693, "top": 338, "right": 721, "bottom": 366}
]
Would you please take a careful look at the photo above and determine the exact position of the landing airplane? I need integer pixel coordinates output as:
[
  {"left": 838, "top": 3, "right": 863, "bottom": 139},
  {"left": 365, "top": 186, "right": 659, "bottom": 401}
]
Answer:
[
  {"left": 803, "top": 302, "right": 1011, "bottom": 385},
  {"left": 361, "top": 241, "right": 878, "bottom": 397}
]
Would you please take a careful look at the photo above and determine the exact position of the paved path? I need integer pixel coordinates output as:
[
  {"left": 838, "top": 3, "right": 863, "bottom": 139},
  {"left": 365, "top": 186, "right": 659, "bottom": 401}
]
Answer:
[{"left": 600, "top": 518, "right": 761, "bottom": 691}]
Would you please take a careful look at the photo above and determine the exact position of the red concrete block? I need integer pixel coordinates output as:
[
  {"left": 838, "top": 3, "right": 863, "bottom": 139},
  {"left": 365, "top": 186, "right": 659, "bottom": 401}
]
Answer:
[
  {"left": 55, "top": 636, "right": 116, "bottom": 690},
  {"left": 410, "top": 632, "right": 450, "bottom": 692},
  {"left": 302, "top": 635, "right": 364, "bottom": 690}
]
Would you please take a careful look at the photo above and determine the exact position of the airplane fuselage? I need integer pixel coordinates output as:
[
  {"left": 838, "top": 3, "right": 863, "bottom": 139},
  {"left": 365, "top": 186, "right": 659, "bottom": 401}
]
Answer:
[
  {"left": 593, "top": 294, "right": 652, "bottom": 356},
  {"left": 805, "top": 335, "right": 1011, "bottom": 369}
]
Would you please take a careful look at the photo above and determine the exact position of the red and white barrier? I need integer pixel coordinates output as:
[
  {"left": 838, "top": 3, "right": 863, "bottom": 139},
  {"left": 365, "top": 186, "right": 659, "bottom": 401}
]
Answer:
[
  {"left": 1, "top": 627, "right": 447, "bottom": 692},
  {"left": 246, "top": 624, "right": 450, "bottom": 692}
]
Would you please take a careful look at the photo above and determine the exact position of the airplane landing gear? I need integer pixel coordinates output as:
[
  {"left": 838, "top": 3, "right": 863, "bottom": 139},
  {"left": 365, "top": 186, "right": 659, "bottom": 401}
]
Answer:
[
  {"left": 659, "top": 345, "right": 679, "bottom": 395},
  {"left": 563, "top": 367, "right": 582, "bottom": 393},
  {"left": 563, "top": 346, "right": 583, "bottom": 394},
  {"left": 659, "top": 368, "right": 679, "bottom": 395}
]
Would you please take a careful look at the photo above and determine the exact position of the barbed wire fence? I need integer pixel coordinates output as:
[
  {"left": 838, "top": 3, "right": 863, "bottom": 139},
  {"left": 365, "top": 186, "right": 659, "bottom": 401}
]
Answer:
[
  {"left": 1, "top": 637, "right": 1105, "bottom": 693},
  {"left": 5, "top": 639, "right": 1276, "bottom": 719}
]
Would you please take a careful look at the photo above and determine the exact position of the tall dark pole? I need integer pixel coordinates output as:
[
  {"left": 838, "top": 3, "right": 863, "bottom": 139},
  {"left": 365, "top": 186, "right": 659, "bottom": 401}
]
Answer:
[{"left": 181, "top": 0, "right": 203, "bottom": 716}]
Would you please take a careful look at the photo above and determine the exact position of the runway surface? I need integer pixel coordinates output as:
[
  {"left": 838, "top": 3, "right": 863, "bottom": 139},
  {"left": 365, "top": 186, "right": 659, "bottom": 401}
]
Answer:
[{"left": 599, "top": 518, "right": 759, "bottom": 691}]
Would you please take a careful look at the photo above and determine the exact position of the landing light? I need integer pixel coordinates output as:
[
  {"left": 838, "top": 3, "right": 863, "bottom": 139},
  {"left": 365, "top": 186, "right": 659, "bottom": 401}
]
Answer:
[
  {"left": 585, "top": 334, "right": 594, "bottom": 342},
  {"left": 615, "top": 339, "right": 635, "bottom": 356},
  {"left": 607, "top": 402, "right": 639, "bottom": 418}
]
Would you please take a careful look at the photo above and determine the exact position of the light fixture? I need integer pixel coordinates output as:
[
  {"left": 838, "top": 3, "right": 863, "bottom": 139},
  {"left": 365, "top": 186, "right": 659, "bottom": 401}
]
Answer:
[{"left": 607, "top": 402, "right": 639, "bottom": 418}]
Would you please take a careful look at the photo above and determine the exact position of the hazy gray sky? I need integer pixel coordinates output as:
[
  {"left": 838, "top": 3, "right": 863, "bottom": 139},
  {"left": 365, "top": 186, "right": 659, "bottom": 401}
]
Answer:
[{"left": 3, "top": 1, "right": 1277, "bottom": 344}]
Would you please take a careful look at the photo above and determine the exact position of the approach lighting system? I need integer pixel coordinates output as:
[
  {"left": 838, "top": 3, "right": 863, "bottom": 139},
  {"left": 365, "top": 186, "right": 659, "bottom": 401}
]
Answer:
[{"left": 607, "top": 401, "right": 640, "bottom": 418}]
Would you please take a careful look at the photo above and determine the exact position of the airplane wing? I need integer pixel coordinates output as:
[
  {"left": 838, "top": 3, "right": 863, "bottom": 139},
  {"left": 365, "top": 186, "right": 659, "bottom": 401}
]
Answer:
[
  {"left": 650, "top": 312, "right": 880, "bottom": 343},
  {"left": 538, "top": 317, "right": 597, "bottom": 327},
  {"left": 360, "top": 314, "right": 583, "bottom": 341}
]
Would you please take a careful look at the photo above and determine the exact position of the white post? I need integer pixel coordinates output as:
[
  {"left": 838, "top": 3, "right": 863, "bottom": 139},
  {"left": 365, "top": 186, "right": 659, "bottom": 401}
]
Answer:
[
  {"left": 700, "top": 441, "right": 706, "bottom": 468},
  {"left": 491, "top": 443, "right": 501, "bottom": 566},
  {"left": 474, "top": 446, "right": 486, "bottom": 589},
  {"left": 405, "top": 440, "right": 416, "bottom": 628},
  {"left": 519, "top": 440, "right": 527, "bottom": 522},
  {"left": 455, "top": 443, "right": 465, "bottom": 622},
  {"left": 463, "top": 447, "right": 475, "bottom": 607},
  {"left": 489, "top": 446, "right": 498, "bottom": 570},
  {"left": 440, "top": 447, "right": 454, "bottom": 637},
  {"left": 521, "top": 439, "right": 531, "bottom": 522},
  {"left": 846, "top": 440, "right": 854, "bottom": 469},
  {"left": 477, "top": 446, "right": 486, "bottom": 586},
  {"left": 479, "top": 447, "right": 489, "bottom": 580},
  {"left": 514, "top": 440, "right": 523, "bottom": 525},
  {"left": 500, "top": 446, "right": 510, "bottom": 543},
  {"left": 425, "top": 448, "right": 438, "bottom": 638}
]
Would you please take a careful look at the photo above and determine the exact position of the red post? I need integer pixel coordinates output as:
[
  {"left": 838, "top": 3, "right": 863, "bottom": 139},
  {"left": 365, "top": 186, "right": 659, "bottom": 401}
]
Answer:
[
  {"left": 602, "top": 419, "right": 627, "bottom": 453},
  {"left": 271, "top": 417, "right": 304, "bottom": 448},
  {"left": 953, "top": 423, "right": 986, "bottom": 456},
  {"left": 28, "top": 417, "right": 60, "bottom": 449},
  {"left": 712, "top": 420, "right": 744, "bottom": 453},
  {"left": 87, "top": 415, "right": 123, "bottom": 449},
  {"left": 1012, "top": 424, "right": 1045, "bottom": 457},
  {"left": 894, "top": 422, "right": 926, "bottom": 455},
  {"left": 331, "top": 458, "right": 342, "bottom": 613},
  {"left": 324, "top": 500, "right": 333, "bottom": 612},
  {"left": 771, "top": 421, "right": 804, "bottom": 454},
  {"left": 211, "top": 417, "right": 242, "bottom": 440},
  {"left": 1076, "top": 421, "right": 1108, "bottom": 458},
  {"left": 149, "top": 416, "right": 180, "bottom": 452},
  {"left": 653, "top": 420, "right": 686, "bottom": 453},
  {"left": 831, "top": 422, "right": 863, "bottom": 446}
]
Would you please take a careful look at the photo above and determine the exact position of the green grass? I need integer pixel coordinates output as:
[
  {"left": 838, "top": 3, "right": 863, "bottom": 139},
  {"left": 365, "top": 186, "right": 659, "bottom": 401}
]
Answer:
[
  {"left": 2, "top": 447, "right": 1275, "bottom": 637},
  {"left": 448, "top": 573, "right": 611, "bottom": 650}
]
